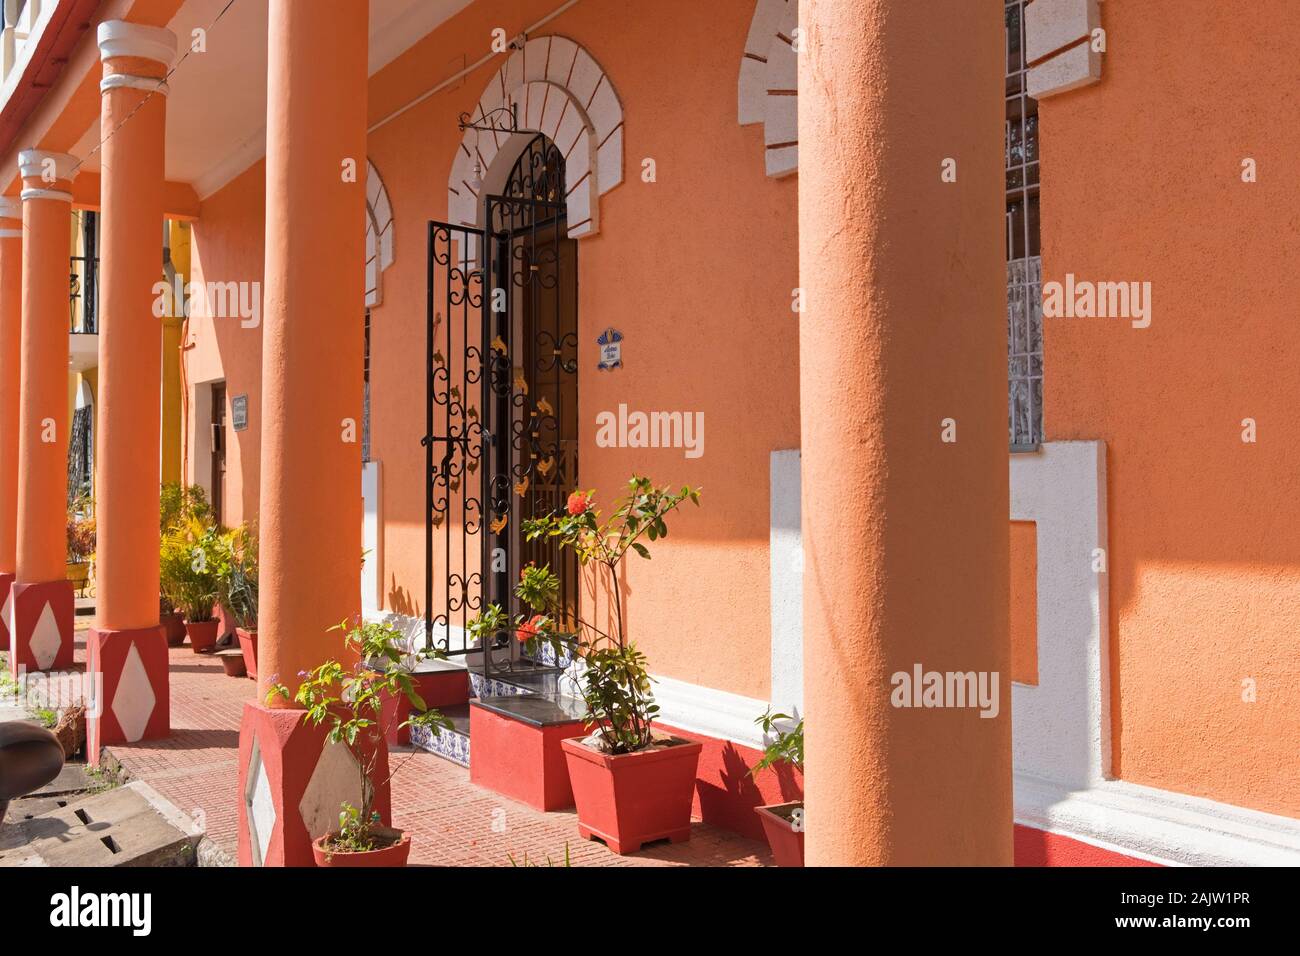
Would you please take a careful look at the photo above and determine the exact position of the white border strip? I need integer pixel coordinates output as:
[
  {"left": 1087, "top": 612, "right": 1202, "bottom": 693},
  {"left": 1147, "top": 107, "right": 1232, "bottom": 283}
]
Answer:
[{"left": 1016, "top": 772, "right": 1300, "bottom": 866}]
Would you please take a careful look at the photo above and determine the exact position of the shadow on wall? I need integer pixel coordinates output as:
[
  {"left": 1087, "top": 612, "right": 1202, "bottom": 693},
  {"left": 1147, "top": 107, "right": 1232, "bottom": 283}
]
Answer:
[{"left": 387, "top": 575, "right": 418, "bottom": 618}]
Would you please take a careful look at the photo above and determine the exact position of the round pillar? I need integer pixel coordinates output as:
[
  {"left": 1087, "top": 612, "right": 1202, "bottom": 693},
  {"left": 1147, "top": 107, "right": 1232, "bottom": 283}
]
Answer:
[
  {"left": 238, "top": 0, "right": 370, "bottom": 867},
  {"left": 797, "top": 0, "right": 1012, "bottom": 865},
  {"left": 10, "top": 151, "right": 78, "bottom": 677},
  {"left": 0, "top": 195, "right": 20, "bottom": 651},
  {"left": 85, "top": 20, "right": 177, "bottom": 757}
]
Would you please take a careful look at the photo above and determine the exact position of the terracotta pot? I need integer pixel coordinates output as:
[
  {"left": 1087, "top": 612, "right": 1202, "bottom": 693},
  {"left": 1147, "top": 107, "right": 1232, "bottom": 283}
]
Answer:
[
  {"left": 755, "top": 801, "right": 805, "bottom": 867},
  {"left": 184, "top": 619, "right": 219, "bottom": 653},
  {"left": 217, "top": 649, "right": 247, "bottom": 677},
  {"left": 161, "top": 612, "right": 187, "bottom": 647},
  {"left": 236, "top": 627, "right": 258, "bottom": 680},
  {"left": 561, "top": 735, "right": 703, "bottom": 855},
  {"left": 311, "top": 827, "right": 410, "bottom": 867}
]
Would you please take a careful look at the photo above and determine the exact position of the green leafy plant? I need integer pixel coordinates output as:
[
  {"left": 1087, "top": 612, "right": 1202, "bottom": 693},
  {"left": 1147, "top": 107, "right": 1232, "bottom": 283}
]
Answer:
[
  {"left": 468, "top": 476, "right": 701, "bottom": 755},
  {"left": 66, "top": 495, "right": 95, "bottom": 564},
  {"left": 160, "top": 515, "right": 228, "bottom": 622},
  {"left": 508, "top": 843, "right": 572, "bottom": 867},
  {"left": 219, "top": 523, "right": 258, "bottom": 630},
  {"left": 750, "top": 709, "right": 804, "bottom": 776},
  {"left": 267, "top": 618, "right": 453, "bottom": 854},
  {"left": 160, "top": 483, "right": 210, "bottom": 534}
]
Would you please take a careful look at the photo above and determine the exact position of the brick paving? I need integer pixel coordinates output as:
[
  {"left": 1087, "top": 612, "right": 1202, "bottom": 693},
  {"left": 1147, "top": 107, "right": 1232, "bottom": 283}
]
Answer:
[{"left": 63, "top": 619, "right": 770, "bottom": 867}]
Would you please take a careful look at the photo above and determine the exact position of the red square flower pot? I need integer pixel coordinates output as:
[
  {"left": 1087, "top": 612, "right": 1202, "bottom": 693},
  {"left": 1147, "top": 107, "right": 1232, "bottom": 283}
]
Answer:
[
  {"left": 560, "top": 736, "right": 703, "bottom": 855},
  {"left": 161, "top": 612, "right": 187, "bottom": 647},
  {"left": 185, "top": 619, "right": 219, "bottom": 653},
  {"left": 236, "top": 627, "right": 258, "bottom": 680},
  {"left": 755, "top": 802, "right": 805, "bottom": 867}
]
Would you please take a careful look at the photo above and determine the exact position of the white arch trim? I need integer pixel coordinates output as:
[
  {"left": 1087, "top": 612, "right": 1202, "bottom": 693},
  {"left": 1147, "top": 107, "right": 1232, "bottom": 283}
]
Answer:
[
  {"left": 365, "top": 159, "right": 395, "bottom": 308},
  {"left": 738, "top": 0, "right": 798, "bottom": 178},
  {"left": 448, "top": 35, "right": 624, "bottom": 261}
]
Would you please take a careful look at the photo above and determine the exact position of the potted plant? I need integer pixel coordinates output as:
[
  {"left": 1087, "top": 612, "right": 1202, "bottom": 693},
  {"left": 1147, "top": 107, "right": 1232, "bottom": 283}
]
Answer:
[
  {"left": 750, "top": 709, "right": 804, "bottom": 867},
  {"left": 469, "top": 476, "right": 702, "bottom": 855},
  {"left": 159, "top": 484, "right": 210, "bottom": 645},
  {"left": 65, "top": 495, "right": 95, "bottom": 597},
  {"left": 160, "top": 516, "right": 225, "bottom": 653},
  {"left": 267, "top": 618, "right": 452, "bottom": 867},
  {"left": 219, "top": 523, "right": 258, "bottom": 678}
]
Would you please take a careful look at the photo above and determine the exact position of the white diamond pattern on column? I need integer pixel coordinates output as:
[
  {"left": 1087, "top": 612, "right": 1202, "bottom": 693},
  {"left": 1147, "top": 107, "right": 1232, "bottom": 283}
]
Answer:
[
  {"left": 245, "top": 739, "right": 276, "bottom": 867},
  {"left": 1, "top": 588, "right": 12, "bottom": 639},
  {"left": 29, "top": 602, "right": 61, "bottom": 670},
  {"left": 298, "top": 739, "right": 364, "bottom": 842},
  {"left": 110, "top": 643, "right": 156, "bottom": 742}
]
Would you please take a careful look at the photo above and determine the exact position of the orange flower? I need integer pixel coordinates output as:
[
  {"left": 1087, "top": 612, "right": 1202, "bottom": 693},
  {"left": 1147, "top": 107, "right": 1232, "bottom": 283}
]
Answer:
[
  {"left": 516, "top": 614, "right": 546, "bottom": 643},
  {"left": 567, "top": 491, "right": 590, "bottom": 515}
]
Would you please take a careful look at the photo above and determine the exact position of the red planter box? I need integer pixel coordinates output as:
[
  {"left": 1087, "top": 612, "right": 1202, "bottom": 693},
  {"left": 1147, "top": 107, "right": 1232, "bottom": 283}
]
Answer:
[
  {"left": 185, "top": 619, "right": 218, "bottom": 653},
  {"left": 755, "top": 802, "right": 805, "bottom": 866},
  {"left": 469, "top": 699, "right": 587, "bottom": 811},
  {"left": 236, "top": 627, "right": 258, "bottom": 680},
  {"left": 561, "top": 736, "right": 703, "bottom": 855},
  {"left": 161, "top": 612, "right": 187, "bottom": 647}
]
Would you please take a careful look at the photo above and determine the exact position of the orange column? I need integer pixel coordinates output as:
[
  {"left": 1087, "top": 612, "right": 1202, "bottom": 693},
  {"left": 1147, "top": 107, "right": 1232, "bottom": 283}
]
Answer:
[
  {"left": 0, "top": 196, "right": 20, "bottom": 651},
  {"left": 9, "top": 151, "right": 79, "bottom": 677},
  {"left": 85, "top": 21, "right": 177, "bottom": 756},
  {"left": 797, "top": 0, "right": 1012, "bottom": 864},
  {"left": 237, "top": 0, "right": 374, "bottom": 867}
]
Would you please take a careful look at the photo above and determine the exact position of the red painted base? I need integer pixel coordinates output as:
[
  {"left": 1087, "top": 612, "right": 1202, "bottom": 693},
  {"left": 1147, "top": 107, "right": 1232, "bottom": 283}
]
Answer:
[
  {"left": 562, "top": 736, "right": 703, "bottom": 855},
  {"left": 0, "top": 572, "right": 12, "bottom": 651},
  {"left": 237, "top": 701, "right": 392, "bottom": 867},
  {"left": 657, "top": 722, "right": 803, "bottom": 842},
  {"left": 7, "top": 579, "right": 74, "bottom": 677},
  {"left": 379, "top": 668, "right": 468, "bottom": 746},
  {"left": 86, "top": 625, "right": 170, "bottom": 759},
  {"left": 469, "top": 703, "right": 587, "bottom": 811},
  {"left": 1013, "top": 824, "right": 1163, "bottom": 867}
]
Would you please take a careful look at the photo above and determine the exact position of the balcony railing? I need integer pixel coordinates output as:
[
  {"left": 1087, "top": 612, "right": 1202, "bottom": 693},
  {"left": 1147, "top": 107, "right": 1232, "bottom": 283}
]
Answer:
[
  {"left": 1, "top": 0, "right": 41, "bottom": 88},
  {"left": 70, "top": 253, "right": 98, "bottom": 334}
]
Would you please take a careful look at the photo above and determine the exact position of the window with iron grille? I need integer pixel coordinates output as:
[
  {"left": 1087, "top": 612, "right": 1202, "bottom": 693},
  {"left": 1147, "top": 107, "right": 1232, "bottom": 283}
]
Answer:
[{"left": 1006, "top": 0, "right": 1042, "bottom": 449}]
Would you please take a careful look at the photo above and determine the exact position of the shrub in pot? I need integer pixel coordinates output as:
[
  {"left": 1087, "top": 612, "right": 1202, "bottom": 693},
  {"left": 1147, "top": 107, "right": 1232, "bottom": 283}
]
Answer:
[
  {"left": 65, "top": 495, "right": 95, "bottom": 597},
  {"left": 750, "top": 709, "right": 804, "bottom": 867},
  {"left": 470, "top": 476, "right": 702, "bottom": 855},
  {"left": 160, "top": 516, "right": 225, "bottom": 653},
  {"left": 159, "top": 484, "right": 210, "bottom": 645},
  {"left": 267, "top": 618, "right": 452, "bottom": 867},
  {"left": 219, "top": 524, "right": 258, "bottom": 678}
]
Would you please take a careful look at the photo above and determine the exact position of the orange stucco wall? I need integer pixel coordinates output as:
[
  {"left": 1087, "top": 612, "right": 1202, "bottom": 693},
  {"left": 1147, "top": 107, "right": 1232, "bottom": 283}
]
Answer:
[
  {"left": 1041, "top": 1, "right": 1299, "bottom": 816},
  {"left": 186, "top": 160, "right": 266, "bottom": 526},
  {"left": 1009, "top": 520, "right": 1037, "bottom": 686},
  {"left": 188, "top": 0, "right": 796, "bottom": 701}
]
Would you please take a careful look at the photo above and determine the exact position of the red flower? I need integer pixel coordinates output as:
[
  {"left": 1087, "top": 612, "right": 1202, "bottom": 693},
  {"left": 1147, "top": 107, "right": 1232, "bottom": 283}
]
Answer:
[
  {"left": 516, "top": 614, "right": 545, "bottom": 643},
  {"left": 567, "top": 491, "right": 590, "bottom": 515}
]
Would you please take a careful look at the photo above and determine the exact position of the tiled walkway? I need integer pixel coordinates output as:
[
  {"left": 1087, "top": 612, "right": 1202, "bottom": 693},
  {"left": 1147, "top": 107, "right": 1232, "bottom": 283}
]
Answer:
[{"left": 66, "top": 620, "right": 769, "bottom": 867}]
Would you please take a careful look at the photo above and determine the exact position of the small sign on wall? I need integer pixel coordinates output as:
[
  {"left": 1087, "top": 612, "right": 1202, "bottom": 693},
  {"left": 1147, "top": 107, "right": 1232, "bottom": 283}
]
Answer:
[
  {"left": 597, "top": 327, "right": 623, "bottom": 371},
  {"left": 231, "top": 394, "right": 248, "bottom": 431}
]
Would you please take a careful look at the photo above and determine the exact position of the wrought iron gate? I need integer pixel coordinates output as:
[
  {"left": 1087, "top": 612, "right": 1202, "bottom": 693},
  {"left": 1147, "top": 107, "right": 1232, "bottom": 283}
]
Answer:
[{"left": 424, "top": 134, "right": 578, "bottom": 675}]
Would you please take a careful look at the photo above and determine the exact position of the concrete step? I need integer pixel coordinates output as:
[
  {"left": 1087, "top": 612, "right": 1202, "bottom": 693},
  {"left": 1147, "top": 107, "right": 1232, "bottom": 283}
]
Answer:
[
  {"left": 410, "top": 702, "right": 471, "bottom": 768},
  {"left": 0, "top": 780, "right": 203, "bottom": 867}
]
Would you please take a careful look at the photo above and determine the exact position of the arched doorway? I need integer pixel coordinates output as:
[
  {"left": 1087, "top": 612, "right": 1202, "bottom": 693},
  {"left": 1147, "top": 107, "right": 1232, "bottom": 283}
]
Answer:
[{"left": 425, "top": 132, "right": 579, "bottom": 676}]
